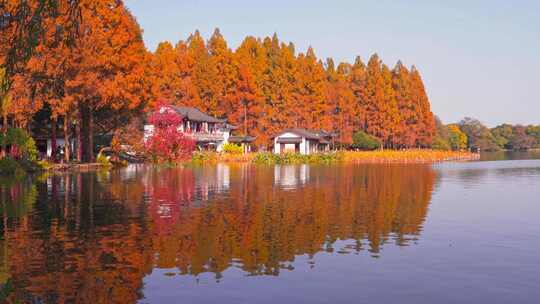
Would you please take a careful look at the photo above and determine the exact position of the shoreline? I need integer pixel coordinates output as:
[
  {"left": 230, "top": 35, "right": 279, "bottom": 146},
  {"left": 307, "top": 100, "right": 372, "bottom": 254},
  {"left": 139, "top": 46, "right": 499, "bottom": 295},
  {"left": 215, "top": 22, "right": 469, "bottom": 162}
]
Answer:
[{"left": 3, "top": 150, "right": 479, "bottom": 176}]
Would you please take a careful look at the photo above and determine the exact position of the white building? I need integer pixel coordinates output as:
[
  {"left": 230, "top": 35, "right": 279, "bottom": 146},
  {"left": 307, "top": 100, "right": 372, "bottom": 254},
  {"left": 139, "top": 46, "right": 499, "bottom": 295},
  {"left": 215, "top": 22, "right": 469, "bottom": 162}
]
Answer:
[
  {"left": 144, "top": 105, "right": 236, "bottom": 152},
  {"left": 272, "top": 128, "right": 334, "bottom": 155}
]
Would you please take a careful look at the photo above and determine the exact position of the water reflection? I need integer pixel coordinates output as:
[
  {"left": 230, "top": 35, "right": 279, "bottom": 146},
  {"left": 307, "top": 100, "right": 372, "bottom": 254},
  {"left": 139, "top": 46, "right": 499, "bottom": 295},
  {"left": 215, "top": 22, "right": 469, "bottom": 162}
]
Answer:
[
  {"left": 480, "top": 150, "right": 540, "bottom": 161},
  {"left": 0, "top": 164, "right": 436, "bottom": 303},
  {"left": 274, "top": 164, "right": 310, "bottom": 189}
]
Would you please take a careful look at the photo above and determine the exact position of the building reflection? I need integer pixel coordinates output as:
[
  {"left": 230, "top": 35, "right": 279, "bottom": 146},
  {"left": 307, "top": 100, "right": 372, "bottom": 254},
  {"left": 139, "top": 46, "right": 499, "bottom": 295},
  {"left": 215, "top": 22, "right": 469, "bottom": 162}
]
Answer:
[
  {"left": 0, "top": 164, "right": 436, "bottom": 303},
  {"left": 274, "top": 164, "right": 310, "bottom": 189}
]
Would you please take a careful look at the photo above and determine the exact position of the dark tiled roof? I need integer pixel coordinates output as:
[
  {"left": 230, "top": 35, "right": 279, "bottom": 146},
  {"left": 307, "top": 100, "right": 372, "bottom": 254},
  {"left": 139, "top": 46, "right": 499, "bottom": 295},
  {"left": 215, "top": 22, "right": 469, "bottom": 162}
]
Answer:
[
  {"left": 229, "top": 135, "right": 256, "bottom": 143},
  {"left": 276, "top": 137, "right": 302, "bottom": 144},
  {"left": 170, "top": 106, "right": 226, "bottom": 123},
  {"left": 275, "top": 128, "right": 334, "bottom": 140}
]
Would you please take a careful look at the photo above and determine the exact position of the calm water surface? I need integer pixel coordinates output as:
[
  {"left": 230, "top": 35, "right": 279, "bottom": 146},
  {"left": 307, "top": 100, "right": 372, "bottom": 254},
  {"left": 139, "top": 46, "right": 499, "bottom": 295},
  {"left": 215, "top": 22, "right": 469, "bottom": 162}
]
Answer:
[{"left": 1, "top": 157, "right": 539, "bottom": 303}]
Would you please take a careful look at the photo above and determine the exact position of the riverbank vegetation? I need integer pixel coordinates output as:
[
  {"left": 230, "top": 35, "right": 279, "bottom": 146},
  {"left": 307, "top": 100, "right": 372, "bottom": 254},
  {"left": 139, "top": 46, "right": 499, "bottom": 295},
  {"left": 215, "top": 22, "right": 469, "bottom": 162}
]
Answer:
[{"left": 188, "top": 149, "right": 477, "bottom": 165}]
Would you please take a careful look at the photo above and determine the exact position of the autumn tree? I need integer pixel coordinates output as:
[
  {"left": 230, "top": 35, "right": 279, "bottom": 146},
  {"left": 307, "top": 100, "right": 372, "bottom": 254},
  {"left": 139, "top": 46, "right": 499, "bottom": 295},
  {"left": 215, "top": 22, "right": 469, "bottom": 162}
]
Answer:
[
  {"left": 459, "top": 117, "right": 499, "bottom": 151},
  {"left": 409, "top": 66, "right": 436, "bottom": 147},
  {"left": 208, "top": 28, "right": 237, "bottom": 117},
  {"left": 145, "top": 104, "right": 195, "bottom": 162},
  {"left": 292, "top": 47, "right": 329, "bottom": 130},
  {"left": 325, "top": 59, "right": 355, "bottom": 144},
  {"left": 364, "top": 54, "right": 401, "bottom": 148},
  {"left": 447, "top": 124, "right": 468, "bottom": 151},
  {"left": 188, "top": 30, "right": 221, "bottom": 115},
  {"left": 58, "top": 0, "right": 151, "bottom": 162}
]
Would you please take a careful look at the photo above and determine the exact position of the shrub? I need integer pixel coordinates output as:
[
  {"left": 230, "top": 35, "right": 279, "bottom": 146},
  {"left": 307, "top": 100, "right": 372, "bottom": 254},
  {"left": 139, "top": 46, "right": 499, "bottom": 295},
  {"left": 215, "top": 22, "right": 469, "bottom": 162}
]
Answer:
[
  {"left": 252, "top": 152, "right": 341, "bottom": 164},
  {"left": 0, "top": 158, "right": 24, "bottom": 175},
  {"left": 252, "top": 152, "right": 279, "bottom": 164},
  {"left": 25, "top": 137, "right": 38, "bottom": 161},
  {"left": 351, "top": 131, "right": 381, "bottom": 150},
  {"left": 191, "top": 151, "right": 218, "bottom": 163},
  {"left": 222, "top": 143, "right": 243, "bottom": 154},
  {"left": 96, "top": 153, "right": 111, "bottom": 167},
  {"left": 145, "top": 105, "right": 196, "bottom": 163},
  {"left": 0, "top": 128, "right": 38, "bottom": 161}
]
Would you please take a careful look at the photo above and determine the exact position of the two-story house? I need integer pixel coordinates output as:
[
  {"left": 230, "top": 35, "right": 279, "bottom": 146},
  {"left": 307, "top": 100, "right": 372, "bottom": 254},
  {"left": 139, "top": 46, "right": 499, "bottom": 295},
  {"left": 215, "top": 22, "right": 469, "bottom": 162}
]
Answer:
[{"left": 144, "top": 105, "right": 236, "bottom": 152}]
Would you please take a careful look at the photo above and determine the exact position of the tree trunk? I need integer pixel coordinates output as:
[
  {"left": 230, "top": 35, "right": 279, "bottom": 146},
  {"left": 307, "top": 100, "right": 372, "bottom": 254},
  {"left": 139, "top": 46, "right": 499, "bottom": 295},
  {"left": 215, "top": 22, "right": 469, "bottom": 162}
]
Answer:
[
  {"left": 1, "top": 113, "right": 7, "bottom": 158},
  {"left": 51, "top": 117, "right": 57, "bottom": 161},
  {"left": 64, "top": 114, "right": 70, "bottom": 163},
  {"left": 243, "top": 103, "right": 247, "bottom": 136},
  {"left": 76, "top": 109, "right": 82, "bottom": 162},
  {"left": 80, "top": 104, "right": 94, "bottom": 163},
  {"left": 88, "top": 106, "right": 94, "bottom": 162}
]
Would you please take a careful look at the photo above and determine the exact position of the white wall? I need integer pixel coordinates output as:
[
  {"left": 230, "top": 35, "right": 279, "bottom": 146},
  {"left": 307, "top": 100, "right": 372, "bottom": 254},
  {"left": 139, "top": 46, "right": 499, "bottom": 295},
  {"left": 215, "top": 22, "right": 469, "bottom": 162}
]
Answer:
[
  {"left": 47, "top": 139, "right": 66, "bottom": 157},
  {"left": 46, "top": 139, "right": 78, "bottom": 158},
  {"left": 273, "top": 132, "right": 308, "bottom": 154},
  {"left": 143, "top": 124, "right": 154, "bottom": 142},
  {"left": 216, "top": 129, "right": 230, "bottom": 152}
]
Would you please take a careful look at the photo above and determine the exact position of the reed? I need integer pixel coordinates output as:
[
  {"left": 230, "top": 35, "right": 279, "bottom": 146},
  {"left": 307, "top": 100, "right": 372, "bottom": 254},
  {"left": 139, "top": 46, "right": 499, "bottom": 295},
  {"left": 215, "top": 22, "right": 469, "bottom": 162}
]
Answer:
[
  {"left": 190, "top": 149, "right": 478, "bottom": 164},
  {"left": 341, "top": 149, "right": 479, "bottom": 163}
]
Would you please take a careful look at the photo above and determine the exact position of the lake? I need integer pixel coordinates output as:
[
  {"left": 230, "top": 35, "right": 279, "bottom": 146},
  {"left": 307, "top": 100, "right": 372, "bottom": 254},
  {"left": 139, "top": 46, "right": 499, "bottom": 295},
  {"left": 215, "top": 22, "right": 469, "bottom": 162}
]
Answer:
[{"left": 1, "top": 155, "right": 540, "bottom": 303}]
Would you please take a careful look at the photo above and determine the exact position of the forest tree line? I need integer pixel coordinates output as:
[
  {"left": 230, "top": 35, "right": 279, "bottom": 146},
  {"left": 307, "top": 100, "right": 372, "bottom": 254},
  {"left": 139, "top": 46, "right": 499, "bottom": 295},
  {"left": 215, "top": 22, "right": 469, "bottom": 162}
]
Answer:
[{"left": 1, "top": 0, "right": 436, "bottom": 163}]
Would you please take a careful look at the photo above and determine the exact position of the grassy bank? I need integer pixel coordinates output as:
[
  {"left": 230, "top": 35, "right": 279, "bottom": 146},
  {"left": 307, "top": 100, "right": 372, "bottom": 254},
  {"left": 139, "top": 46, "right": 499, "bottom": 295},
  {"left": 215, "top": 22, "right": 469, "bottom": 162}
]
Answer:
[{"left": 189, "top": 149, "right": 478, "bottom": 165}]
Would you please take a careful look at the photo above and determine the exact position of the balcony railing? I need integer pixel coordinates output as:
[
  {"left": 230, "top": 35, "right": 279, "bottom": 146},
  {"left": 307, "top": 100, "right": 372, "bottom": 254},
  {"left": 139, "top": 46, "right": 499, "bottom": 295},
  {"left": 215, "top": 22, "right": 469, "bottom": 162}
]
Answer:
[{"left": 184, "top": 131, "right": 225, "bottom": 142}]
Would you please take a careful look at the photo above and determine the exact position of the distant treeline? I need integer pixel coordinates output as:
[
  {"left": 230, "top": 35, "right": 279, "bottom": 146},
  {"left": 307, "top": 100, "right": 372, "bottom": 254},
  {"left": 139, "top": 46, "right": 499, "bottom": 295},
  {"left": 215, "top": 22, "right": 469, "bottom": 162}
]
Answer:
[{"left": 434, "top": 117, "right": 540, "bottom": 152}]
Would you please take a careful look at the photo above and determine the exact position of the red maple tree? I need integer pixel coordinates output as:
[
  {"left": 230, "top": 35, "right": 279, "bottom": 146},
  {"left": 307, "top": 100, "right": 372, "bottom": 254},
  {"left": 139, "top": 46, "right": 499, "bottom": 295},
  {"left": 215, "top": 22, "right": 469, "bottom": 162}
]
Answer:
[{"left": 145, "top": 103, "right": 195, "bottom": 162}]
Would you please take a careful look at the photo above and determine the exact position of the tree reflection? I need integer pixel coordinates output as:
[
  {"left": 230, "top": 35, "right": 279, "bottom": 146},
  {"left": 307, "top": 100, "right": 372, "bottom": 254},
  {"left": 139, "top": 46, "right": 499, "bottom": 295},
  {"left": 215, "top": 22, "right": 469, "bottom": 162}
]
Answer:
[{"left": 0, "top": 164, "right": 436, "bottom": 302}]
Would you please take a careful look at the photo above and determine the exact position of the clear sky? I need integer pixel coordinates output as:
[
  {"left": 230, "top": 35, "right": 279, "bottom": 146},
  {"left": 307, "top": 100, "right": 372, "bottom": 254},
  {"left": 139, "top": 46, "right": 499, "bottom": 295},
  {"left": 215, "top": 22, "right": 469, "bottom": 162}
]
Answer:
[{"left": 125, "top": 0, "right": 540, "bottom": 126}]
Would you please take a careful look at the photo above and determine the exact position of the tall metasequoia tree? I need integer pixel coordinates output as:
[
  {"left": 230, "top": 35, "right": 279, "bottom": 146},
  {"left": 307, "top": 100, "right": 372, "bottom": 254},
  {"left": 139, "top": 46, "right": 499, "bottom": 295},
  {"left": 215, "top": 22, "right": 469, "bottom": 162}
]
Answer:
[
  {"left": 409, "top": 66, "right": 435, "bottom": 147},
  {"left": 229, "top": 65, "right": 258, "bottom": 136},
  {"left": 188, "top": 30, "right": 221, "bottom": 115},
  {"left": 234, "top": 36, "right": 267, "bottom": 145},
  {"left": 364, "top": 54, "right": 387, "bottom": 146},
  {"left": 208, "top": 28, "right": 237, "bottom": 118},
  {"left": 349, "top": 57, "right": 368, "bottom": 131},
  {"left": 292, "top": 47, "right": 329, "bottom": 130},
  {"left": 381, "top": 64, "right": 401, "bottom": 148},
  {"left": 325, "top": 59, "right": 356, "bottom": 144},
  {"left": 1, "top": 0, "right": 81, "bottom": 141},
  {"left": 60, "top": 0, "right": 150, "bottom": 162},
  {"left": 392, "top": 61, "right": 416, "bottom": 148}
]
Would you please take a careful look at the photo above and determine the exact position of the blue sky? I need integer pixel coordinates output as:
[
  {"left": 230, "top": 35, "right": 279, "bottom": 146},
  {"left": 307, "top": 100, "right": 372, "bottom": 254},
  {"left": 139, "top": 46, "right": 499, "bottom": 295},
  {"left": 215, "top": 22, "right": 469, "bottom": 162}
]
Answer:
[{"left": 126, "top": 0, "right": 540, "bottom": 126}]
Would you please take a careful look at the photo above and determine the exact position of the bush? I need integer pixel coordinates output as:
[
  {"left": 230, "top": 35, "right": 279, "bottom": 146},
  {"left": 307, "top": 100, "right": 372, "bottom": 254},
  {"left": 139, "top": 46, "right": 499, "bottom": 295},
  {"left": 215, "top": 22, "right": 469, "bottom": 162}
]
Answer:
[
  {"left": 252, "top": 152, "right": 278, "bottom": 164},
  {"left": 0, "top": 128, "right": 38, "bottom": 161},
  {"left": 252, "top": 152, "right": 341, "bottom": 164},
  {"left": 351, "top": 131, "right": 381, "bottom": 150},
  {"left": 96, "top": 153, "right": 111, "bottom": 167},
  {"left": 25, "top": 137, "right": 38, "bottom": 161},
  {"left": 222, "top": 143, "right": 243, "bottom": 154},
  {"left": 191, "top": 151, "right": 218, "bottom": 163},
  {"left": 0, "top": 158, "right": 24, "bottom": 175}
]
